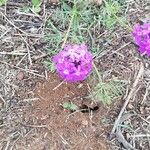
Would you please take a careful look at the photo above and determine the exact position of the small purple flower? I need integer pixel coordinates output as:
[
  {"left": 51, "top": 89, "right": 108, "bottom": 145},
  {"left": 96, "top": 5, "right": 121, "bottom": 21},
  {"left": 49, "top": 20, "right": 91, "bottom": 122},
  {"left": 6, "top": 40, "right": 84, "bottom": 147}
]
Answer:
[
  {"left": 132, "top": 23, "right": 150, "bottom": 56},
  {"left": 53, "top": 44, "right": 93, "bottom": 82}
]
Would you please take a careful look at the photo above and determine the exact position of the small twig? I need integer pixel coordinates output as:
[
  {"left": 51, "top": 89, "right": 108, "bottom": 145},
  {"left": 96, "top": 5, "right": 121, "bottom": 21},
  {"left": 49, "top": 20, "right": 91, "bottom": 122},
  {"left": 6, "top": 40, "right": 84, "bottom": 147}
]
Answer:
[
  {"left": 16, "top": 11, "right": 42, "bottom": 19},
  {"left": 111, "top": 42, "right": 131, "bottom": 55},
  {"left": 0, "top": 28, "right": 11, "bottom": 39},
  {"left": 22, "top": 98, "right": 39, "bottom": 102},
  {"left": 59, "top": 134, "right": 70, "bottom": 146},
  {"left": 21, "top": 123, "right": 47, "bottom": 128},
  {"left": 0, "top": 51, "right": 26, "bottom": 55},
  {"left": 137, "top": 114, "right": 150, "bottom": 124},
  {"left": 9, "top": 135, "right": 21, "bottom": 150},
  {"left": 93, "top": 62, "right": 102, "bottom": 83},
  {"left": 19, "top": 35, "right": 32, "bottom": 65},
  {"left": 95, "top": 42, "right": 131, "bottom": 60},
  {"left": 53, "top": 80, "right": 65, "bottom": 90},
  {"left": 129, "top": 134, "right": 150, "bottom": 138},
  {"left": 111, "top": 62, "right": 144, "bottom": 134},
  {"left": 141, "top": 83, "right": 150, "bottom": 104},
  {"left": 16, "top": 54, "right": 28, "bottom": 66},
  {"left": 4, "top": 139, "right": 11, "bottom": 150},
  {"left": 61, "top": 9, "right": 75, "bottom": 49},
  {"left": 0, "top": 94, "right": 6, "bottom": 106},
  {"left": 0, "top": 11, "right": 43, "bottom": 38},
  {"left": 66, "top": 109, "right": 89, "bottom": 120},
  {"left": 32, "top": 53, "right": 48, "bottom": 61},
  {"left": 0, "top": 60, "right": 45, "bottom": 78}
]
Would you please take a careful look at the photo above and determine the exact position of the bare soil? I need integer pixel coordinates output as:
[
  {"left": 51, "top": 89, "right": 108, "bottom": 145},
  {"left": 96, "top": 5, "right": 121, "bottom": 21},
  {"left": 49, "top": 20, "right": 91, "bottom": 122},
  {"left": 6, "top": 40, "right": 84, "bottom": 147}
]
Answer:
[{"left": 27, "top": 73, "right": 112, "bottom": 150}]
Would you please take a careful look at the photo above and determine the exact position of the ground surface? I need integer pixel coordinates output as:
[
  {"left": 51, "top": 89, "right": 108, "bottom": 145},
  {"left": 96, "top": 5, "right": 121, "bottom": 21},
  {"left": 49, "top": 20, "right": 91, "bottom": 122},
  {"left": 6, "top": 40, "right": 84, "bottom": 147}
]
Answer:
[{"left": 0, "top": 0, "right": 150, "bottom": 150}]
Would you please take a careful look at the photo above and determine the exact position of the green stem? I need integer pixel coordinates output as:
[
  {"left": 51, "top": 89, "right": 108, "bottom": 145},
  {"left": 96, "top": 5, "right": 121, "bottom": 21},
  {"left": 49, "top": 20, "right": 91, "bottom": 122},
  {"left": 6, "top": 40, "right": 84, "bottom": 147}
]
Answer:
[
  {"left": 93, "top": 62, "right": 102, "bottom": 83},
  {"left": 103, "top": 0, "right": 132, "bottom": 32},
  {"left": 61, "top": 6, "right": 76, "bottom": 48},
  {"left": 114, "top": 15, "right": 132, "bottom": 32}
]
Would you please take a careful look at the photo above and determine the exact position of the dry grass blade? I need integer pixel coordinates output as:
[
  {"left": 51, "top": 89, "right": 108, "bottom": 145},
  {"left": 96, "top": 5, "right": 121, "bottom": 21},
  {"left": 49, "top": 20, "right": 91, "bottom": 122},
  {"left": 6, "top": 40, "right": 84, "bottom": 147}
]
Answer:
[
  {"left": 115, "top": 130, "right": 135, "bottom": 149},
  {"left": 0, "top": 11, "right": 43, "bottom": 38},
  {"left": 111, "top": 62, "right": 144, "bottom": 134},
  {"left": 0, "top": 94, "right": 6, "bottom": 106},
  {"left": 0, "top": 60, "right": 45, "bottom": 78},
  {"left": 129, "top": 134, "right": 150, "bottom": 138},
  {"left": 0, "top": 51, "right": 26, "bottom": 55}
]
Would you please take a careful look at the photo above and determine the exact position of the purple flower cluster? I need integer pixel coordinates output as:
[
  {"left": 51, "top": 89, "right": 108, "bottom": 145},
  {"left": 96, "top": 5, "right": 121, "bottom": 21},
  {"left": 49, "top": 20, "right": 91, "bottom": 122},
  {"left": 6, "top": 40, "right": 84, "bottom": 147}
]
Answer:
[
  {"left": 53, "top": 44, "right": 93, "bottom": 82},
  {"left": 132, "top": 23, "right": 150, "bottom": 56}
]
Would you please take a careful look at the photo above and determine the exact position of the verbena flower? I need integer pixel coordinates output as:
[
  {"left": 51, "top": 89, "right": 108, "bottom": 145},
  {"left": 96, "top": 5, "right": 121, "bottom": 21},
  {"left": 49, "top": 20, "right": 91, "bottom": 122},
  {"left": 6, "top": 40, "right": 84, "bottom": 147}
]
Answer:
[
  {"left": 132, "top": 23, "right": 150, "bottom": 56},
  {"left": 53, "top": 44, "right": 93, "bottom": 82}
]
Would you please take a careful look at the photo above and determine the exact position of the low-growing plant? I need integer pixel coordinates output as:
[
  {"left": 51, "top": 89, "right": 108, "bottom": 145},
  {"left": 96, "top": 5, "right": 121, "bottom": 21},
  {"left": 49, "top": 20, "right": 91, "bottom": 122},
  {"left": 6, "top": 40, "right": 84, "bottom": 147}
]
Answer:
[
  {"left": 31, "top": 0, "right": 42, "bottom": 12},
  {"left": 101, "top": 116, "right": 110, "bottom": 124},
  {"left": 19, "top": 6, "right": 30, "bottom": 13},
  {"left": 89, "top": 63, "right": 126, "bottom": 105},
  {"left": 62, "top": 102, "right": 78, "bottom": 111},
  {"left": 18, "top": 0, "right": 42, "bottom": 13},
  {"left": 44, "top": 61, "right": 56, "bottom": 73},
  {"left": 45, "top": 0, "right": 99, "bottom": 53},
  {"left": 0, "top": 0, "right": 6, "bottom": 6},
  {"left": 99, "top": 0, "right": 131, "bottom": 30},
  {"left": 91, "top": 79, "right": 125, "bottom": 105},
  {"left": 46, "top": 0, "right": 127, "bottom": 104}
]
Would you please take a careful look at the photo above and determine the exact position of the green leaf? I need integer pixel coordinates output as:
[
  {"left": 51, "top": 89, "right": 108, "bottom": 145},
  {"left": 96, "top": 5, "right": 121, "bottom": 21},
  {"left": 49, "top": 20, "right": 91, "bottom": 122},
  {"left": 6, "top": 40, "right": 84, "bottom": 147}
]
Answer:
[
  {"left": 101, "top": 116, "right": 110, "bottom": 124},
  {"left": 32, "top": 0, "right": 41, "bottom": 7},
  {"left": 0, "top": 0, "right": 6, "bottom": 6},
  {"left": 32, "top": 6, "right": 41, "bottom": 13},
  {"left": 19, "top": 6, "right": 30, "bottom": 13},
  {"left": 45, "top": 61, "right": 56, "bottom": 73},
  {"left": 31, "top": 0, "right": 41, "bottom": 12},
  {"left": 62, "top": 102, "right": 78, "bottom": 111}
]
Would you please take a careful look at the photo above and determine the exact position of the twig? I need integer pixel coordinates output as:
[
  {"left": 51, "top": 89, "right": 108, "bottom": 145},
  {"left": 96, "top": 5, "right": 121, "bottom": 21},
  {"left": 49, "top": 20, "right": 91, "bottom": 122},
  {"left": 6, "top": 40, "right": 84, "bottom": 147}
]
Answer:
[
  {"left": 4, "top": 139, "right": 11, "bottom": 150},
  {"left": 111, "top": 62, "right": 144, "bottom": 134},
  {"left": 0, "top": 11, "right": 43, "bottom": 38},
  {"left": 0, "top": 28, "right": 11, "bottom": 39},
  {"left": 53, "top": 80, "right": 65, "bottom": 90},
  {"left": 129, "top": 134, "right": 150, "bottom": 138},
  {"left": 111, "top": 42, "right": 131, "bottom": 55},
  {"left": 66, "top": 109, "right": 89, "bottom": 120},
  {"left": 32, "top": 53, "right": 48, "bottom": 61},
  {"left": 19, "top": 35, "right": 33, "bottom": 65},
  {"left": 137, "top": 114, "right": 150, "bottom": 124},
  {"left": 0, "top": 94, "right": 6, "bottom": 106},
  {"left": 21, "top": 123, "right": 47, "bottom": 128},
  {"left": 0, "top": 51, "right": 26, "bottom": 55},
  {"left": 61, "top": 9, "right": 75, "bottom": 49},
  {"left": 16, "top": 54, "right": 28, "bottom": 66},
  {"left": 141, "top": 83, "right": 150, "bottom": 104},
  {"left": 0, "top": 60, "right": 45, "bottom": 78},
  {"left": 22, "top": 98, "right": 39, "bottom": 102},
  {"left": 16, "top": 11, "right": 42, "bottom": 18},
  {"left": 59, "top": 134, "right": 70, "bottom": 146},
  {"left": 9, "top": 135, "right": 21, "bottom": 150},
  {"left": 96, "top": 42, "right": 131, "bottom": 59}
]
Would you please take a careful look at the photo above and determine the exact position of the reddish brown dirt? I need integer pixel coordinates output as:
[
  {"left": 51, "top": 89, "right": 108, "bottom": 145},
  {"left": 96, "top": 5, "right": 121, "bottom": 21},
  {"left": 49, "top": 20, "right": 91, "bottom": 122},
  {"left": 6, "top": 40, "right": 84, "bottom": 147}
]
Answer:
[{"left": 22, "top": 73, "right": 122, "bottom": 150}]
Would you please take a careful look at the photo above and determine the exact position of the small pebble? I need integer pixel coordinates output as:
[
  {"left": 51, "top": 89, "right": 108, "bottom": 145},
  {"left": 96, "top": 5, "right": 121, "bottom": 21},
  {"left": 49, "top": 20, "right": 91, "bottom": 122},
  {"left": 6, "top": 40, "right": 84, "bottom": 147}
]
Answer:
[
  {"left": 82, "top": 119, "right": 88, "bottom": 126},
  {"left": 16, "top": 71, "right": 24, "bottom": 80}
]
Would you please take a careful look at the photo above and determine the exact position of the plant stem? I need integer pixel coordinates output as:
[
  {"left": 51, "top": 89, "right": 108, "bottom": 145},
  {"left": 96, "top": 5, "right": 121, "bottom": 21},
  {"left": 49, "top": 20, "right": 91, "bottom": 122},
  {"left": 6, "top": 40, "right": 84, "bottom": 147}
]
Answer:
[
  {"left": 92, "top": 62, "right": 102, "bottom": 83},
  {"left": 61, "top": 7, "right": 76, "bottom": 48},
  {"left": 103, "top": 0, "right": 132, "bottom": 32}
]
